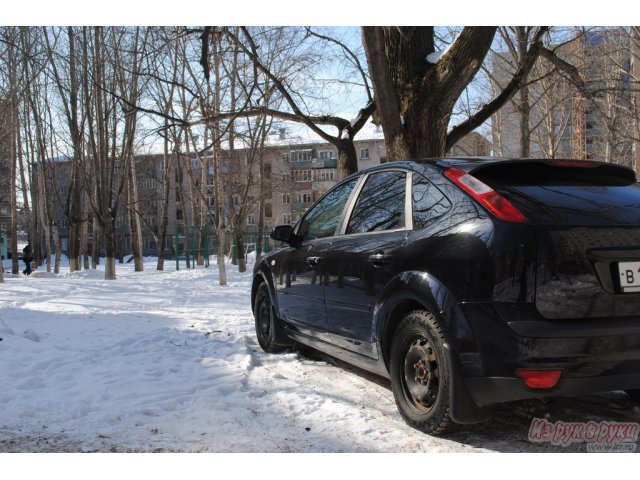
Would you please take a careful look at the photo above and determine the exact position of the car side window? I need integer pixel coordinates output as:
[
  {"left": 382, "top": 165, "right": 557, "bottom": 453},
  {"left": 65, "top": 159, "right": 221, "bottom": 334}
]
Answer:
[
  {"left": 412, "top": 173, "right": 451, "bottom": 229},
  {"left": 297, "top": 178, "right": 358, "bottom": 241},
  {"left": 346, "top": 171, "right": 407, "bottom": 234}
]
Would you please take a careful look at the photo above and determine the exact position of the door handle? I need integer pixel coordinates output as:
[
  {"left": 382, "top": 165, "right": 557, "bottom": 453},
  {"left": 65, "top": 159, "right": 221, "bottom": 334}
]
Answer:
[
  {"left": 307, "top": 256, "right": 322, "bottom": 266},
  {"left": 368, "top": 253, "right": 391, "bottom": 266}
]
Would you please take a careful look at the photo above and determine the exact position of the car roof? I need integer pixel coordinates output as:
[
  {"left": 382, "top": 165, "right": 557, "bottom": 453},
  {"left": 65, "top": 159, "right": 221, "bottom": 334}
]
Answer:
[{"left": 353, "top": 156, "right": 634, "bottom": 177}]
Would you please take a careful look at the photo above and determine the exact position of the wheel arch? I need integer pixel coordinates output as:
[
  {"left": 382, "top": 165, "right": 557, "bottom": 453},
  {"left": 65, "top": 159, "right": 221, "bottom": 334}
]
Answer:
[
  {"left": 251, "top": 263, "right": 279, "bottom": 316},
  {"left": 374, "top": 271, "right": 475, "bottom": 372}
]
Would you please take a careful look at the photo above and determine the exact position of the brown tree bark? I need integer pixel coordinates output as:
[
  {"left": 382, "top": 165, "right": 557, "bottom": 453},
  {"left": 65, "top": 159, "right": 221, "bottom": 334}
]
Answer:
[{"left": 363, "top": 27, "right": 497, "bottom": 160}]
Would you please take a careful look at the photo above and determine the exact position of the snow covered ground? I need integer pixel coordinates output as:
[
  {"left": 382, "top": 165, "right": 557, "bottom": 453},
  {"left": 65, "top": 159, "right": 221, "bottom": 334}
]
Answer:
[{"left": 2, "top": 256, "right": 640, "bottom": 456}]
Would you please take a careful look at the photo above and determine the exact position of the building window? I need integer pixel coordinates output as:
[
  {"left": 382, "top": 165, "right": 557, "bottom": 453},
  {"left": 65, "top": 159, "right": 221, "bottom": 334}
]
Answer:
[
  {"left": 293, "top": 169, "right": 311, "bottom": 182},
  {"left": 282, "top": 153, "right": 290, "bottom": 163},
  {"left": 0, "top": 206, "right": 9, "bottom": 216},
  {"left": 316, "top": 170, "right": 335, "bottom": 181},
  {"left": 233, "top": 195, "right": 240, "bottom": 207},
  {"left": 291, "top": 150, "right": 312, "bottom": 162},
  {"left": 316, "top": 150, "right": 338, "bottom": 161},
  {"left": 246, "top": 215, "right": 256, "bottom": 226},
  {"left": 360, "top": 148, "right": 370, "bottom": 160},
  {"left": 282, "top": 193, "right": 291, "bottom": 204},
  {"left": 283, "top": 214, "right": 292, "bottom": 225},
  {"left": 265, "top": 203, "right": 272, "bottom": 218},
  {"left": 296, "top": 192, "right": 313, "bottom": 204}
]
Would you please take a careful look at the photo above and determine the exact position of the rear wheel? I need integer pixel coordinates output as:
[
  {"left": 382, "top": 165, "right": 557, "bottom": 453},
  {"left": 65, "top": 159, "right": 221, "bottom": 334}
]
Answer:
[
  {"left": 254, "top": 283, "right": 287, "bottom": 353},
  {"left": 389, "top": 310, "right": 455, "bottom": 435}
]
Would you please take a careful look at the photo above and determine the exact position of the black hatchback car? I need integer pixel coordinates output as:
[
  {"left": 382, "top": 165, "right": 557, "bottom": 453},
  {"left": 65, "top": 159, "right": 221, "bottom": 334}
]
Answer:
[{"left": 251, "top": 157, "right": 640, "bottom": 434}]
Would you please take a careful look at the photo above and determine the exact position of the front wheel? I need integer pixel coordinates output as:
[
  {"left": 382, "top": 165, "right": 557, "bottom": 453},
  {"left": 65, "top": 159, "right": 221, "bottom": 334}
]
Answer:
[
  {"left": 389, "top": 310, "right": 455, "bottom": 435},
  {"left": 254, "top": 283, "right": 287, "bottom": 353}
]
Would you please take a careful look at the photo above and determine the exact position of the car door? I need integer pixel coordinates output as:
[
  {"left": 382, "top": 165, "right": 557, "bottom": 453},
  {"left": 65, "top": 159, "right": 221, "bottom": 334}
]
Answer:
[
  {"left": 273, "top": 178, "right": 359, "bottom": 340},
  {"left": 323, "top": 170, "right": 411, "bottom": 358}
]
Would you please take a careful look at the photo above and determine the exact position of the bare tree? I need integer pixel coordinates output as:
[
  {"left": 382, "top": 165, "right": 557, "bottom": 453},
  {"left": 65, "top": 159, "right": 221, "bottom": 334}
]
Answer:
[
  {"left": 362, "top": 26, "right": 550, "bottom": 160},
  {"left": 42, "top": 27, "right": 88, "bottom": 272},
  {"left": 82, "top": 27, "right": 142, "bottom": 280}
]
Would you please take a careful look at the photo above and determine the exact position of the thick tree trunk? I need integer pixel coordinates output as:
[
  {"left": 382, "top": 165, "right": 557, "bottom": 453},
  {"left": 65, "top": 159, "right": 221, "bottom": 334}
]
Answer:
[
  {"left": 363, "top": 27, "right": 496, "bottom": 160},
  {"left": 517, "top": 27, "right": 531, "bottom": 158},
  {"left": 337, "top": 139, "right": 359, "bottom": 179}
]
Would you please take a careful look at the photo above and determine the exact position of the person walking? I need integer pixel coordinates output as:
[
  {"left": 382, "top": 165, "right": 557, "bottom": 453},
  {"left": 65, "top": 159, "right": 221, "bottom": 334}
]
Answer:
[{"left": 22, "top": 243, "right": 33, "bottom": 275}]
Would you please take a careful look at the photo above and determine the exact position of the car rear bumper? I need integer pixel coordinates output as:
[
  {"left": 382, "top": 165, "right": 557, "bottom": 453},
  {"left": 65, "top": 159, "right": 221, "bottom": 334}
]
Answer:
[
  {"left": 465, "top": 372, "right": 640, "bottom": 406},
  {"left": 456, "top": 302, "right": 640, "bottom": 407}
]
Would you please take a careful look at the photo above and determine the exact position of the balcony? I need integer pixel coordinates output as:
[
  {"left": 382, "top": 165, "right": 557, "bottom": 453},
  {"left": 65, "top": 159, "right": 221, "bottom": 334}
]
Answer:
[{"left": 312, "top": 158, "right": 337, "bottom": 169}]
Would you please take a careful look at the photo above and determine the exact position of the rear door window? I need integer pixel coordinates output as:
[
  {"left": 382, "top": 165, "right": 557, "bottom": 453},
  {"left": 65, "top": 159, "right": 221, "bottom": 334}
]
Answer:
[{"left": 346, "top": 171, "right": 407, "bottom": 234}]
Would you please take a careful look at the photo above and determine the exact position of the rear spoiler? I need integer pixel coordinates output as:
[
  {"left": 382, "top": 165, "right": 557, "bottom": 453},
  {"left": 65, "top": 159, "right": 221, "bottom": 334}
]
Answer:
[{"left": 438, "top": 159, "right": 637, "bottom": 183}]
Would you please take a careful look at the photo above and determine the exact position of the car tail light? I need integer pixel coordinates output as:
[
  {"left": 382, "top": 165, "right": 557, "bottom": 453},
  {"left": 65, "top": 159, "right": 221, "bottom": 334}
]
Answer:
[
  {"left": 548, "top": 159, "right": 595, "bottom": 168},
  {"left": 444, "top": 168, "right": 528, "bottom": 223},
  {"left": 516, "top": 369, "right": 562, "bottom": 389}
]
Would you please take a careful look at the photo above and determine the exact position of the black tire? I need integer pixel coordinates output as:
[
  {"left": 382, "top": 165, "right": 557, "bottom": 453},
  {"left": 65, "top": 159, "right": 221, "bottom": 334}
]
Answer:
[
  {"left": 254, "top": 283, "right": 287, "bottom": 353},
  {"left": 389, "top": 310, "right": 455, "bottom": 435},
  {"left": 625, "top": 389, "right": 640, "bottom": 401}
]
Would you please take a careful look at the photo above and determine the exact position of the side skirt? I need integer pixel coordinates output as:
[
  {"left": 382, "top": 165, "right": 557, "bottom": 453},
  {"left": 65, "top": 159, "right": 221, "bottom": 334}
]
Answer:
[{"left": 285, "top": 328, "right": 390, "bottom": 380}]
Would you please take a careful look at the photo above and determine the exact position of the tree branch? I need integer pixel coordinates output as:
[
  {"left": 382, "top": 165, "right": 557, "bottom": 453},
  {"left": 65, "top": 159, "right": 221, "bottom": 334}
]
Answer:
[{"left": 446, "top": 27, "right": 549, "bottom": 151}]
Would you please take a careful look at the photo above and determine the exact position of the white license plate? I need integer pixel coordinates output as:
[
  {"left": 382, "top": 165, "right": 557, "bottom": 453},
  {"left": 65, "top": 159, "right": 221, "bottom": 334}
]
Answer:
[{"left": 618, "top": 261, "right": 640, "bottom": 293}]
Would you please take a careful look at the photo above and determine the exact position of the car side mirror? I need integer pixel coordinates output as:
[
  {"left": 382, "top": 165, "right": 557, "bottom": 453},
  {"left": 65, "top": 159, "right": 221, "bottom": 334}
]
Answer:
[{"left": 271, "top": 225, "right": 295, "bottom": 243}]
